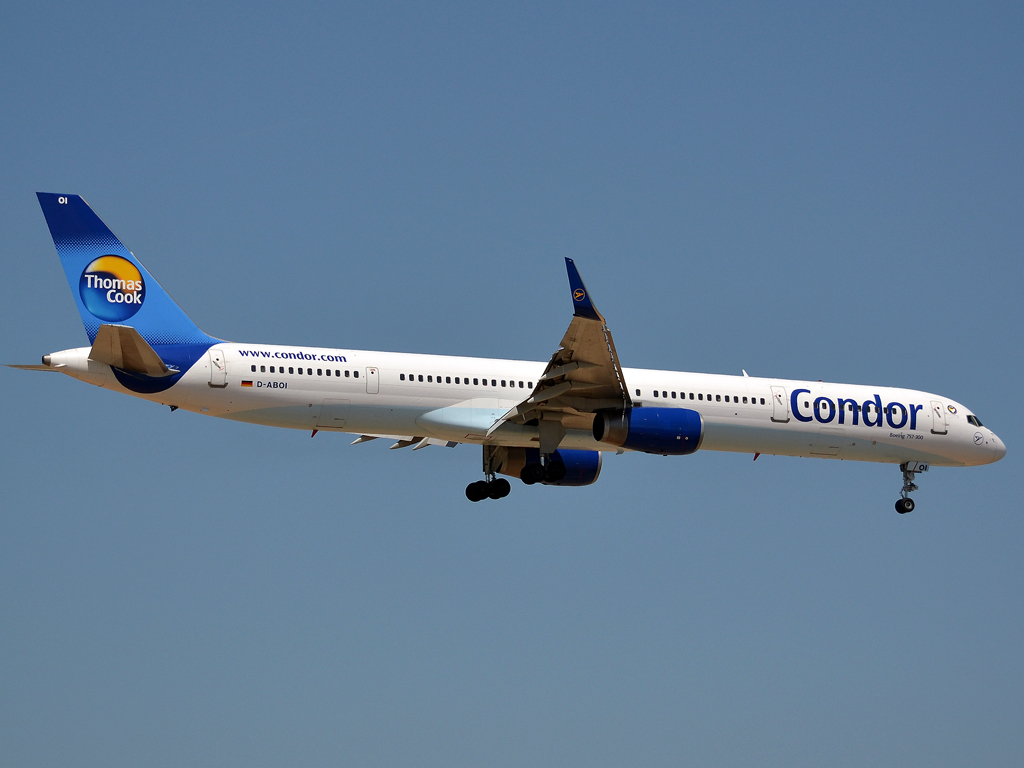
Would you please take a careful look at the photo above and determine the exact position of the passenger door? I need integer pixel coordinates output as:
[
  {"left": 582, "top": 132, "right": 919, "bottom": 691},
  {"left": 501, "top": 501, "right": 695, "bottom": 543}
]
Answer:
[
  {"left": 208, "top": 349, "right": 227, "bottom": 388},
  {"left": 365, "top": 367, "right": 379, "bottom": 394},
  {"left": 930, "top": 400, "right": 948, "bottom": 435},
  {"left": 770, "top": 386, "right": 789, "bottom": 423}
]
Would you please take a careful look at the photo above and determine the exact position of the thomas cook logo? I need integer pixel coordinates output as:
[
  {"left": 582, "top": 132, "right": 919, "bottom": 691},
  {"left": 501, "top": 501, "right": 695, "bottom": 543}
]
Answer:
[
  {"left": 79, "top": 256, "right": 146, "bottom": 321},
  {"left": 573, "top": 288, "right": 586, "bottom": 302},
  {"left": 947, "top": 405, "right": 957, "bottom": 414}
]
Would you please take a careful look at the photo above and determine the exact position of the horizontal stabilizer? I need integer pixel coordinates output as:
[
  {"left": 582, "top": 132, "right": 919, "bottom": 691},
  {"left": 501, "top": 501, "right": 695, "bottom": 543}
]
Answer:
[
  {"left": 6, "top": 364, "right": 61, "bottom": 372},
  {"left": 89, "top": 324, "right": 175, "bottom": 377}
]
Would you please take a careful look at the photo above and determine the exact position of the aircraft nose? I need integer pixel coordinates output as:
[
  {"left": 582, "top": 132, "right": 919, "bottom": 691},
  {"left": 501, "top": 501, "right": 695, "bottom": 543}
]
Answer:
[{"left": 991, "top": 433, "right": 1007, "bottom": 462}]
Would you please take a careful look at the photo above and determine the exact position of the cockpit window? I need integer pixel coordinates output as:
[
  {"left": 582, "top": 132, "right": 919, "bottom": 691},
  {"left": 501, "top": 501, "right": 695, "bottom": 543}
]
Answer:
[{"left": 967, "top": 414, "right": 983, "bottom": 427}]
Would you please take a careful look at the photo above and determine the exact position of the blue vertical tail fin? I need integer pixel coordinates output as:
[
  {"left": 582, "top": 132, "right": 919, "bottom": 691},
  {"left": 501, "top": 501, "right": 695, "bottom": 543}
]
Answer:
[
  {"left": 36, "top": 193, "right": 218, "bottom": 347},
  {"left": 36, "top": 193, "right": 219, "bottom": 393}
]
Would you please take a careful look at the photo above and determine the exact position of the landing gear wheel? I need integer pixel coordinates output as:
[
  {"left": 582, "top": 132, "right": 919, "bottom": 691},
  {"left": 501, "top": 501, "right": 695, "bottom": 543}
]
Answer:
[
  {"left": 520, "top": 464, "right": 545, "bottom": 485},
  {"left": 466, "top": 481, "right": 489, "bottom": 502},
  {"left": 895, "top": 497, "right": 915, "bottom": 514},
  {"left": 544, "top": 462, "right": 567, "bottom": 483},
  {"left": 488, "top": 478, "right": 511, "bottom": 499}
]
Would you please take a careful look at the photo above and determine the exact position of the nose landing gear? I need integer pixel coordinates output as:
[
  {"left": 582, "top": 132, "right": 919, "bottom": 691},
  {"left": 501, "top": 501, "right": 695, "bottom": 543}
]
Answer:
[
  {"left": 896, "top": 461, "right": 928, "bottom": 514},
  {"left": 895, "top": 497, "right": 915, "bottom": 514}
]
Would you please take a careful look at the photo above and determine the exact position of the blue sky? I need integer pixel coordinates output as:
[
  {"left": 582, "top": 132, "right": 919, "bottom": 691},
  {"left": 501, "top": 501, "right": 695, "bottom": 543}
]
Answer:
[{"left": 2, "top": 3, "right": 1022, "bottom": 766}]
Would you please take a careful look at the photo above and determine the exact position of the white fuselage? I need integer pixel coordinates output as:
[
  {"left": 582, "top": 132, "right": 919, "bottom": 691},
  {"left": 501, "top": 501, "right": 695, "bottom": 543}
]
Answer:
[{"left": 45, "top": 341, "right": 1005, "bottom": 468}]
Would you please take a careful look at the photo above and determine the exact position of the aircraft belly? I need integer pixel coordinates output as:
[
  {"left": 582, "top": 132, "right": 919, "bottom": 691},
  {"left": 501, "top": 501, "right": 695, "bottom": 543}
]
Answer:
[{"left": 701, "top": 418, "right": 966, "bottom": 466}]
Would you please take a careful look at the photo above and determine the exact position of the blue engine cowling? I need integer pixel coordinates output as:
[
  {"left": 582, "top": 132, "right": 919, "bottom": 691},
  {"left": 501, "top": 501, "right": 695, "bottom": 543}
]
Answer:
[
  {"left": 593, "top": 407, "right": 704, "bottom": 455},
  {"left": 498, "top": 447, "right": 603, "bottom": 486}
]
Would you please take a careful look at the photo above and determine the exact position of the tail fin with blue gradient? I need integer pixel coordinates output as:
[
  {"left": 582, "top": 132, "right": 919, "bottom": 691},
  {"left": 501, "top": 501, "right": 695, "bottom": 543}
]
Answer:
[
  {"left": 36, "top": 193, "right": 218, "bottom": 347},
  {"left": 36, "top": 193, "right": 219, "bottom": 393}
]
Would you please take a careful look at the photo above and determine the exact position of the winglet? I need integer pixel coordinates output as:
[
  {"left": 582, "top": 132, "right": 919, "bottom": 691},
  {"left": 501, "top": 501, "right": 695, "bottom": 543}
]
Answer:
[{"left": 564, "top": 258, "right": 602, "bottom": 321}]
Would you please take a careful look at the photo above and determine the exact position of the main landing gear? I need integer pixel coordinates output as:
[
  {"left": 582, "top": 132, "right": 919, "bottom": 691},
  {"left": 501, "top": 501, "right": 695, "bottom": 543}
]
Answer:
[
  {"left": 520, "top": 461, "right": 565, "bottom": 485},
  {"left": 466, "top": 444, "right": 512, "bottom": 502},
  {"left": 895, "top": 461, "right": 928, "bottom": 514},
  {"left": 465, "top": 477, "right": 511, "bottom": 502}
]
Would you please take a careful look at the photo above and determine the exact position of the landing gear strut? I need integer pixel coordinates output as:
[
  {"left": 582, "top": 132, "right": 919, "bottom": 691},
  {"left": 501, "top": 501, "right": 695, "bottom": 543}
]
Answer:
[
  {"left": 896, "top": 461, "right": 928, "bottom": 514},
  {"left": 466, "top": 445, "right": 512, "bottom": 502}
]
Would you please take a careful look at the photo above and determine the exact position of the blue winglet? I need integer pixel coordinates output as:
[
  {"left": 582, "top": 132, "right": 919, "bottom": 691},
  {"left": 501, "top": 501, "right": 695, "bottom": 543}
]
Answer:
[{"left": 564, "top": 258, "right": 602, "bottom": 321}]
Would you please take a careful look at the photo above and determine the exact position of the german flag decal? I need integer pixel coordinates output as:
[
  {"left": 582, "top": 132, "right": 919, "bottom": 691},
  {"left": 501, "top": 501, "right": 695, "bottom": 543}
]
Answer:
[{"left": 241, "top": 380, "right": 253, "bottom": 387}]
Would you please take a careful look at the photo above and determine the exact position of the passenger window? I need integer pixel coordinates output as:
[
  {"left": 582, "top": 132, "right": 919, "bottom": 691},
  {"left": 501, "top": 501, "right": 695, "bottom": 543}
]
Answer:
[
  {"left": 306, "top": 368, "right": 311, "bottom": 375},
  {"left": 335, "top": 370, "right": 340, "bottom": 377},
  {"left": 417, "top": 375, "right": 423, "bottom": 382},
  {"left": 725, "top": 395, "right": 730, "bottom": 403},
  {"left": 326, "top": 369, "right": 331, "bottom": 376},
  {"left": 354, "top": 371, "right": 359, "bottom": 378},
  {"left": 482, "top": 378, "right": 488, "bottom": 386},
  {"left": 427, "top": 375, "right": 433, "bottom": 383},
  {"left": 805, "top": 401, "right": 809, "bottom": 408},
  {"left": 289, "top": 367, "right": 294, "bottom": 374},
  {"left": 760, "top": 398, "right": 765, "bottom": 405},
  {"left": 527, "top": 382, "right": 532, "bottom": 388},
  {"left": 298, "top": 368, "right": 303, "bottom": 375},
  {"left": 344, "top": 370, "right": 350, "bottom": 377},
  {"left": 455, "top": 377, "right": 460, "bottom": 384},
  {"left": 491, "top": 379, "right": 496, "bottom": 386},
  {"left": 742, "top": 397, "right": 748, "bottom": 404},
  {"left": 671, "top": 392, "right": 676, "bottom": 399},
  {"left": 260, "top": 365, "right": 266, "bottom": 373},
  {"left": 716, "top": 395, "right": 721, "bottom": 402},
  {"left": 446, "top": 377, "right": 451, "bottom": 384},
  {"left": 400, "top": 374, "right": 405, "bottom": 381},
  {"left": 698, "top": 393, "right": 703, "bottom": 400},
  {"left": 251, "top": 365, "right": 256, "bottom": 372},
  {"left": 317, "top": 369, "right": 322, "bottom": 376},
  {"left": 474, "top": 378, "right": 479, "bottom": 385},
  {"left": 654, "top": 390, "right": 659, "bottom": 398},
  {"left": 636, "top": 389, "right": 641, "bottom": 396},
  {"left": 690, "top": 393, "right": 694, "bottom": 400},
  {"left": 662, "top": 391, "right": 667, "bottom": 398},
  {"left": 519, "top": 381, "right": 524, "bottom": 388},
  {"left": 270, "top": 366, "right": 275, "bottom": 373},
  {"left": 501, "top": 380, "right": 506, "bottom": 387}
]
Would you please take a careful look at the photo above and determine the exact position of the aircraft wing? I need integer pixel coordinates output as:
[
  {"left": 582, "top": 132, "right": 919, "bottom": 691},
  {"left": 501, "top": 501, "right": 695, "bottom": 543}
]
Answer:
[{"left": 489, "top": 259, "right": 632, "bottom": 452}]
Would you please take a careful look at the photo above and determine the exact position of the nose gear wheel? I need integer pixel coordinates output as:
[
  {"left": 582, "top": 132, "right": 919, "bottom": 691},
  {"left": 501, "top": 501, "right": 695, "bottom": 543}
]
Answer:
[{"left": 895, "top": 462, "right": 928, "bottom": 514}]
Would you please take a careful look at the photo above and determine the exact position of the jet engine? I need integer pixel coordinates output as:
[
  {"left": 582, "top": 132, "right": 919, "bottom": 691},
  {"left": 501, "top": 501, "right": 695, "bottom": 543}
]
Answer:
[
  {"left": 498, "top": 447, "right": 603, "bottom": 486},
  {"left": 593, "top": 407, "right": 703, "bottom": 455}
]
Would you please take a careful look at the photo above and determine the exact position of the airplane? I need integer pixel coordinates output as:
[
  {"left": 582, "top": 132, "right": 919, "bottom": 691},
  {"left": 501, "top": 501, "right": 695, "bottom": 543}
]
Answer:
[{"left": 11, "top": 193, "right": 1005, "bottom": 512}]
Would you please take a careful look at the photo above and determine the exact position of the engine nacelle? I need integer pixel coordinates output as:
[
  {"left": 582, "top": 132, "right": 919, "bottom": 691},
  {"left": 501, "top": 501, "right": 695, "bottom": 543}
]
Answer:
[
  {"left": 593, "top": 407, "right": 703, "bottom": 456},
  {"left": 498, "top": 447, "right": 603, "bottom": 486}
]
